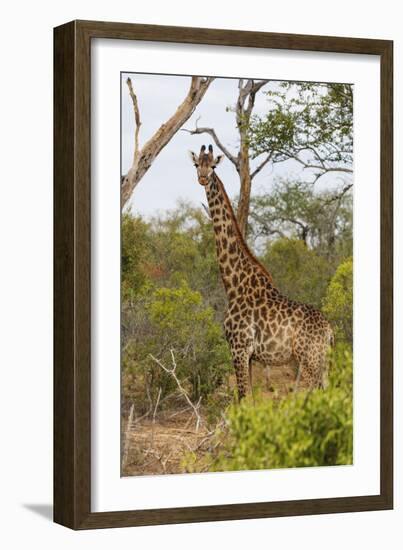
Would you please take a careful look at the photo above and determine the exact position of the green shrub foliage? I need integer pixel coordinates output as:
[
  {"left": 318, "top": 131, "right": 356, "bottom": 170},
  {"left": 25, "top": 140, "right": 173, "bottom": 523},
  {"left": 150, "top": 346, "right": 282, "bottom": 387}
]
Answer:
[
  {"left": 206, "top": 345, "right": 353, "bottom": 471},
  {"left": 122, "top": 280, "right": 232, "bottom": 410},
  {"left": 323, "top": 258, "right": 353, "bottom": 343},
  {"left": 121, "top": 214, "right": 151, "bottom": 300},
  {"left": 262, "top": 238, "right": 332, "bottom": 308}
]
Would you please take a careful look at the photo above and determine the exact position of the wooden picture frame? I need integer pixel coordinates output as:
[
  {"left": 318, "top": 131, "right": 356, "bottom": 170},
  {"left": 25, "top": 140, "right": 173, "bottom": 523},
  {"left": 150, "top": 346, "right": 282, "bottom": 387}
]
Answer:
[{"left": 54, "top": 19, "right": 393, "bottom": 530}]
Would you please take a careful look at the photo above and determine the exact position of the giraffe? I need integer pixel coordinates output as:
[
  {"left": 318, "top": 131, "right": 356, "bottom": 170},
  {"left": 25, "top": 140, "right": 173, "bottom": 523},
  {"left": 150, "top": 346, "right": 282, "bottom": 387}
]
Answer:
[{"left": 189, "top": 145, "right": 334, "bottom": 400}]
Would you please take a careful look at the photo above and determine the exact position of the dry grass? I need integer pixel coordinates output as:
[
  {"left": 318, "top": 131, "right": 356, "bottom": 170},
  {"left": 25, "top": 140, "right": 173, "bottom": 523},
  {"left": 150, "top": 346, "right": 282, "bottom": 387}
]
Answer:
[
  {"left": 122, "top": 411, "right": 213, "bottom": 476},
  {"left": 121, "top": 363, "right": 309, "bottom": 477}
]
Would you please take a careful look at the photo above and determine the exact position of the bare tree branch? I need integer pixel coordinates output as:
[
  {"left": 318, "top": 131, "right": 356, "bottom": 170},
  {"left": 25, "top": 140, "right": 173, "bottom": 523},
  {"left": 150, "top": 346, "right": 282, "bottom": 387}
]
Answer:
[
  {"left": 181, "top": 126, "right": 238, "bottom": 166},
  {"left": 122, "top": 76, "right": 215, "bottom": 208},
  {"left": 150, "top": 387, "right": 162, "bottom": 448},
  {"left": 237, "top": 80, "right": 269, "bottom": 122},
  {"left": 246, "top": 80, "right": 269, "bottom": 118},
  {"left": 201, "top": 202, "right": 212, "bottom": 220},
  {"left": 276, "top": 147, "right": 353, "bottom": 184},
  {"left": 251, "top": 80, "right": 270, "bottom": 94},
  {"left": 126, "top": 77, "right": 141, "bottom": 165},
  {"left": 251, "top": 152, "right": 273, "bottom": 179},
  {"left": 319, "top": 183, "right": 353, "bottom": 207},
  {"left": 149, "top": 351, "right": 202, "bottom": 432}
]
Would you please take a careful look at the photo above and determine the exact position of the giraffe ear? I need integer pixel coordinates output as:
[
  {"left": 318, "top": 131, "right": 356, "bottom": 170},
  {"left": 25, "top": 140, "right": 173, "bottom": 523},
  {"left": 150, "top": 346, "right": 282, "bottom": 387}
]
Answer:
[
  {"left": 188, "top": 150, "right": 199, "bottom": 166},
  {"left": 214, "top": 154, "right": 224, "bottom": 167}
]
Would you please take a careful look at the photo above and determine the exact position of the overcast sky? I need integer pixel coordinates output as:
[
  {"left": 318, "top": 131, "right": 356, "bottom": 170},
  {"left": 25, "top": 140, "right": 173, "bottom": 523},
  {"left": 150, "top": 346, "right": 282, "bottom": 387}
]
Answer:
[{"left": 121, "top": 73, "right": 345, "bottom": 218}]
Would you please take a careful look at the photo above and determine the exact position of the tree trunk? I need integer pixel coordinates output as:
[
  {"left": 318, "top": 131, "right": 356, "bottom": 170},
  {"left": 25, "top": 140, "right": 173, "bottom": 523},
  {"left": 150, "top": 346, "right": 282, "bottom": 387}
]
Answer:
[
  {"left": 183, "top": 79, "right": 270, "bottom": 237},
  {"left": 236, "top": 142, "right": 252, "bottom": 237},
  {"left": 234, "top": 80, "right": 267, "bottom": 237},
  {"left": 121, "top": 76, "right": 214, "bottom": 208}
]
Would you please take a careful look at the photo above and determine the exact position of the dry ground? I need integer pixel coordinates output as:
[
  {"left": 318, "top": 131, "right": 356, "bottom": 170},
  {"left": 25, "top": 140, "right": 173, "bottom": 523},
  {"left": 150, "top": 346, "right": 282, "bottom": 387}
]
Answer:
[{"left": 121, "top": 363, "right": 306, "bottom": 477}]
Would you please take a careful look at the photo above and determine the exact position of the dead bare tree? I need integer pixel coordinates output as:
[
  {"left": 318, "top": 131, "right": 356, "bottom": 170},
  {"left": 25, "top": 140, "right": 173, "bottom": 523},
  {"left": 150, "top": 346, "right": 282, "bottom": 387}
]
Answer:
[
  {"left": 149, "top": 350, "right": 202, "bottom": 432},
  {"left": 121, "top": 76, "right": 214, "bottom": 208},
  {"left": 183, "top": 79, "right": 270, "bottom": 236}
]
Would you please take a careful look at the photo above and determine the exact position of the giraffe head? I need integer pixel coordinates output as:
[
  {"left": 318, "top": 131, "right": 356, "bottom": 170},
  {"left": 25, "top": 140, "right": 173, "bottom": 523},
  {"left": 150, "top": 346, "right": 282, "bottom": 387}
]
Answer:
[{"left": 189, "top": 144, "right": 224, "bottom": 186}]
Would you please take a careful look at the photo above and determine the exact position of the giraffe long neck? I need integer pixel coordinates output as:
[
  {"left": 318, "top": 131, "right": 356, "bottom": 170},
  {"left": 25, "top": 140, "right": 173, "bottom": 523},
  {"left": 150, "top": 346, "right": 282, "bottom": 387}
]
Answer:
[{"left": 205, "top": 172, "right": 274, "bottom": 295}]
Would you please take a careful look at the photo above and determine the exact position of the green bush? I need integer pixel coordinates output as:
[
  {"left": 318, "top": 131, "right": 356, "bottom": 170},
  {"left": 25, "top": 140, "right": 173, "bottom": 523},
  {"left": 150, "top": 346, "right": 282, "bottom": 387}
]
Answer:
[
  {"left": 122, "top": 280, "right": 232, "bottom": 408},
  {"left": 121, "top": 214, "right": 151, "bottom": 300},
  {"left": 121, "top": 208, "right": 231, "bottom": 413},
  {"left": 122, "top": 206, "right": 227, "bottom": 322},
  {"left": 203, "top": 345, "right": 352, "bottom": 472},
  {"left": 323, "top": 258, "right": 353, "bottom": 342}
]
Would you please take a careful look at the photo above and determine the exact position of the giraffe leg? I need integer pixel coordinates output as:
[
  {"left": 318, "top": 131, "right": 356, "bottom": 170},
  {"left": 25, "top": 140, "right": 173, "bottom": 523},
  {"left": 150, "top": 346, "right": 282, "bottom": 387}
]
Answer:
[
  {"left": 307, "top": 349, "right": 329, "bottom": 389},
  {"left": 248, "top": 358, "right": 257, "bottom": 405},
  {"left": 296, "top": 357, "right": 325, "bottom": 391},
  {"left": 232, "top": 352, "right": 251, "bottom": 401},
  {"left": 294, "top": 361, "right": 303, "bottom": 393},
  {"left": 293, "top": 332, "right": 326, "bottom": 391},
  {"left": 320, "top": 367, "right": 329, "bottom": 389},
  {"left": 316, "top": 354, "right": 329, "bottom": 389},
  {"left": 319, "top": 345, "right": 331, "bottom": 389},
  {"left": 294, "top": 359, "right": 317, "bottom": 392}
]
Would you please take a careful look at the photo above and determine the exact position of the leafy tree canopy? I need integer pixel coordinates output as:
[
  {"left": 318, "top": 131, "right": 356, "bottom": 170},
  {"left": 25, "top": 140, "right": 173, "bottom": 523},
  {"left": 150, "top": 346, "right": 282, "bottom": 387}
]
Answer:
[
  {"left": 248, "top": 178, "right": 353, "bottom": 260},
  {"left": 248, "top": 82, "right": 353, "bottom": 184}
]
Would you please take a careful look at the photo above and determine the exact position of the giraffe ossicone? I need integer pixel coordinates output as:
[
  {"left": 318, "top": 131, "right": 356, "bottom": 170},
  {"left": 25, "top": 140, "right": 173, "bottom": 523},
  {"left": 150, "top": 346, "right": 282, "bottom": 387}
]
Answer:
[{"left": 189, "top": 144, "right": 334, "bottom": 400}]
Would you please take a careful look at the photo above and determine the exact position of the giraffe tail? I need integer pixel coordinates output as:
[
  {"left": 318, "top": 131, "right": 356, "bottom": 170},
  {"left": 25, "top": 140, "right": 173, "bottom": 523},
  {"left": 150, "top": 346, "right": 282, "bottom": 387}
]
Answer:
[{"left": 328, "top": 327, "right": 335, "bottom": 348}]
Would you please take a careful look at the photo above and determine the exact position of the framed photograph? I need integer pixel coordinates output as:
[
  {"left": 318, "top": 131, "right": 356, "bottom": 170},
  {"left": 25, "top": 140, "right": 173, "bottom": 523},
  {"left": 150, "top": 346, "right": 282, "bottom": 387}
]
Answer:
[{"left": 54, "top": 20, "right": 393, "bottom": 529}]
